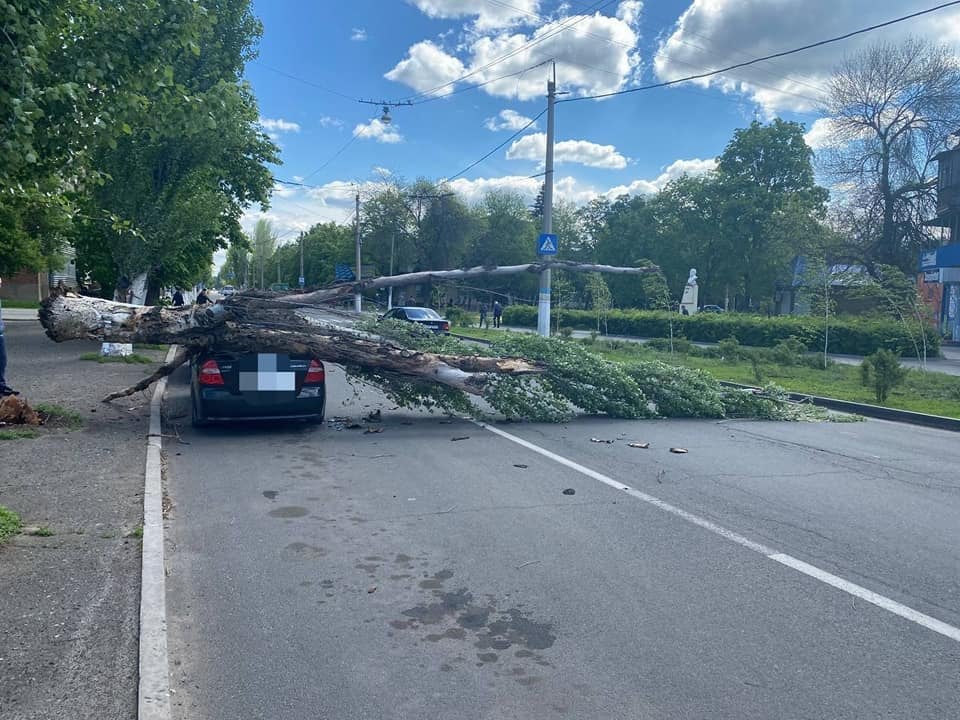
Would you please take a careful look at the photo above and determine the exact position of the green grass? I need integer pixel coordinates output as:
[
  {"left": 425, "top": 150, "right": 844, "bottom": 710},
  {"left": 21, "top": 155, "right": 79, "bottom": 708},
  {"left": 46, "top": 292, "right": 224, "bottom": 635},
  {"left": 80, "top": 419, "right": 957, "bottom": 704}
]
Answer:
[
  {"left": 0, "top": 428, "right": 40, "bottom": 440},
  {"left": 26, "top": 526, "right": 54, "bottom": 537},
  {"left": 80, "top": 352, "right": 154, "bottom": 364},
  {"left": 35, "top": 403, "right": 83, "bottom": 429},
  {"left": 0, "top": 505, "right": 22, "bottom": 543},
  {"left": 593, "top": 342, "right": 960, "bottom": 418},
  {"left": 126, "top": 525, "right": 143, "bottom": 539},
  {"left": 0, "top": 299, "right": 40, "bottom": 309},
  {"left": 135, "top": 343, "right": 168, "bottom": 351}
]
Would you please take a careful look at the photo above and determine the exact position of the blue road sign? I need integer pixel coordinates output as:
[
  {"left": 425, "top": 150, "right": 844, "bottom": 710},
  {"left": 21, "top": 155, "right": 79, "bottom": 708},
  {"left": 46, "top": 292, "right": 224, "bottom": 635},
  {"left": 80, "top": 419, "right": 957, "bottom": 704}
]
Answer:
[
  {"left": 537, "top": 233, "right": 558, "bottom": 255},
  {"left": 298, "top": 276, "right": 305, "bottom": 287}
]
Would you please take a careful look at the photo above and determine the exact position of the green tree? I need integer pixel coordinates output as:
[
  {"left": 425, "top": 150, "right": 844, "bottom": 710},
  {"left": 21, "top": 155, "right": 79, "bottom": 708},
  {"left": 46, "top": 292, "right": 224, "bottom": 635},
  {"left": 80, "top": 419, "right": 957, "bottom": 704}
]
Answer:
[
  {"left": 251, "top": 219, "right": 278, "bottom": 289},
  {"left": 1, "top": 0, "right": 221, "bottom": 275},
  {"left": 70, "top": 0, "right": 277, "bottom": 300},
  {"left": 715, "top": 119, "right": 829, "bottom": 307}
]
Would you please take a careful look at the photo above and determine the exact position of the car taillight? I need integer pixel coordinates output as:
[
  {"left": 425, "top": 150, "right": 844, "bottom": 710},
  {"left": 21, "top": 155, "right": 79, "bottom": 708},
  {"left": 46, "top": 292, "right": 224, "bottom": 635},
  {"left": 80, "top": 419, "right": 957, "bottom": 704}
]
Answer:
[
  {"left": 198, "top": 359, "right": 224, "bottom": 386},
  {"left": 442, "top": 321, "right": 450, "bottom": 332},
  {"left": 305, "top": 359, "right": 325, "bottom": 384}
]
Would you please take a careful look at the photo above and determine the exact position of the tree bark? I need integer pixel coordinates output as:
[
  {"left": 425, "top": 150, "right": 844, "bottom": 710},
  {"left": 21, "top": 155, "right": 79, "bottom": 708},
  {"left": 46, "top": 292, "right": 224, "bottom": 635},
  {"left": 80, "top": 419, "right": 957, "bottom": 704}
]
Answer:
[{"left": 40, "top": 294, "right": 542, "bottom": 399}]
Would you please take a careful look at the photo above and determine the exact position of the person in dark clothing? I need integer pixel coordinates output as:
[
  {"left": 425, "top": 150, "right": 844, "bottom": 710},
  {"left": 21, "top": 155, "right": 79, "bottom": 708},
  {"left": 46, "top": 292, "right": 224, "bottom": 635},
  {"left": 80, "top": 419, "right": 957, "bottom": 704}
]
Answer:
[
  {"left": 478, "top": 304, "right": 488, "bottom": 329},
  {"left": 195, "top": 289, "right": 210, "bottom": 305},
  {"left": 0, "top": 277, "right": 18, "bottom": 396},
  {"left": 172, "top": 289, "right": 185, "bottom": 307},
  {"left": 492, "top": 300, "right": 503, "bottom": 328}
]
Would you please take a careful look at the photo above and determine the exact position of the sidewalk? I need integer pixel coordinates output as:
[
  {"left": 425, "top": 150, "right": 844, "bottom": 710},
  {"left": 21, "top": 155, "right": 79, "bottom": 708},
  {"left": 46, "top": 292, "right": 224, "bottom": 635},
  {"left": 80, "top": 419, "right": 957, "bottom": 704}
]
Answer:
[
  {"left": 0, "top": 323, "right": 169, "bottom": 719},
  {"left": 2, "top": 307, "right": 40, "bottom": 321},
  {"left": 500, "top": 326, "right": 960, "bottom": 377}
]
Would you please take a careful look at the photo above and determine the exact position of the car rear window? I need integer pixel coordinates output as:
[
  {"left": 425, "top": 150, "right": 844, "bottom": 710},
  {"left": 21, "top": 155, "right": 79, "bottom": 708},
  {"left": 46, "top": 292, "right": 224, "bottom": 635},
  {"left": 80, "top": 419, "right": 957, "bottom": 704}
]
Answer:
[{"left": 405, "top": 308, "right": 440, "bottom": 319}]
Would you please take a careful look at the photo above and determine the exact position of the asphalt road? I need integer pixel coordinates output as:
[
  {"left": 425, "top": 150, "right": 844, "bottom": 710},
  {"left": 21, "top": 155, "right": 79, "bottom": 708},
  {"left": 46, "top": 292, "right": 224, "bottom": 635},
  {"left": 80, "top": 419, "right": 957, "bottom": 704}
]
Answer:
[{"left": 163, "top": 366, "right": 960, "bottom": 720}]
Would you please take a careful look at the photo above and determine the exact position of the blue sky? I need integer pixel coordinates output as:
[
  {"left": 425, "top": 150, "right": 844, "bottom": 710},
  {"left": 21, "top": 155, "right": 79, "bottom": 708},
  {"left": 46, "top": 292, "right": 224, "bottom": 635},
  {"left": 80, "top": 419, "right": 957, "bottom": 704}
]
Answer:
[{"left": 238, "top": 0, "right": 960, "bottom": 249}]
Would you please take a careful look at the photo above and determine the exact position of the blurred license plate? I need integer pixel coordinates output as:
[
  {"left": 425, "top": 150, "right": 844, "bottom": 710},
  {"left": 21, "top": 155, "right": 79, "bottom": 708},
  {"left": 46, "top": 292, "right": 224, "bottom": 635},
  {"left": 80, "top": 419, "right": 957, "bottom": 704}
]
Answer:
[{"left": 238, "top": 354, "right": 296, "bottom": 392}]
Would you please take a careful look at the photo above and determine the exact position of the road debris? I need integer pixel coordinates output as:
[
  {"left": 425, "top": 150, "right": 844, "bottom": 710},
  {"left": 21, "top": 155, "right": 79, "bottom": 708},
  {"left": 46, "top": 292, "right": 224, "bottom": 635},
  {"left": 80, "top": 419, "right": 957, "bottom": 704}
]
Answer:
[
  {"left": 669, "top": 447, "right": 688, "bottom": 454},
  {"left": 627, "top": 442, "right": 650, "bottom": 449},
  {"left": 516, "top": 560, "right": 541, "bottom": 570},
  {"left": 590, "top": 437, "right": 615, "bottom": 444},
  {"left": 364, "top": 410, "right": 382, "bottom": 423},
  {"left": 513, "top": 463, "right": 528, "bottom": 469},
  {"left": 451, "top": 436, "right": 470, "bottom": 441},
  {"left": 562, "top": 488, "right": 576, "bottom": 495},
  {"left": 367, "top": 586, "right": 377, "bottom": 594},
  {"left": 364, "top": 427, "right": 384, "bottom": 434}
]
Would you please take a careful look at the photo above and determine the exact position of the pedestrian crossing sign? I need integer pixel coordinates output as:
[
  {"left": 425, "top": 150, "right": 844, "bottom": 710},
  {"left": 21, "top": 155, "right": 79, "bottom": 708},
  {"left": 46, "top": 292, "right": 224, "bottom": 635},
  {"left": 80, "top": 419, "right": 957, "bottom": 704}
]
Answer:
[{"left": 537, "top": 233, "right": 558, "bottom": 255}]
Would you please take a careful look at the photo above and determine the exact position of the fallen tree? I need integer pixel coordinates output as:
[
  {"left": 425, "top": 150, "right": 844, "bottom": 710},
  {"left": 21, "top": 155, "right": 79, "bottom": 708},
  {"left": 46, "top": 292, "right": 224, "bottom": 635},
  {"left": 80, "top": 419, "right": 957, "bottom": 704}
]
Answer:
[{"left": 38, "top": 262, "right": 825, "bottom": 422}]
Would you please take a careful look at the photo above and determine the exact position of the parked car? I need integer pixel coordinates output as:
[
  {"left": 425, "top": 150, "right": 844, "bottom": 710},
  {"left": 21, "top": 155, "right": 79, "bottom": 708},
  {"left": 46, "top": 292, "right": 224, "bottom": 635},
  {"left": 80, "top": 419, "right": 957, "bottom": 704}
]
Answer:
[
  {"left": 190, "top": 350, "right": 326, "bottom": 426},
  {"left": 700, "top": 305, "right": 725, "bottom": 313},
  {"left": 269, "top": 282, "right": 290, "bottom": 292},
  {"left": 220, "top": 285, "right": 237, "bottom": 297},
  {"left": 378, "top": 306, "right": 450, "bottom": 334}
]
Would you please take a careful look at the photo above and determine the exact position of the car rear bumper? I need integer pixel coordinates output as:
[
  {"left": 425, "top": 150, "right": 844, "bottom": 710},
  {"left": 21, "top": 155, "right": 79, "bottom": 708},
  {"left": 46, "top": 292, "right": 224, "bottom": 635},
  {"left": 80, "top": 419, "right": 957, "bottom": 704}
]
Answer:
[{"left": 197, "top": 387, "right": 325, "bottom": 421}]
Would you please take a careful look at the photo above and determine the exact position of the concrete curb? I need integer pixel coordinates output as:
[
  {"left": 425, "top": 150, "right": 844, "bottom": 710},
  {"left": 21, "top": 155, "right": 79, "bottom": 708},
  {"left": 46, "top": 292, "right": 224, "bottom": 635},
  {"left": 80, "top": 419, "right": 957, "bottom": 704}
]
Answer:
[
  {"left": 719, "top": 381, "right": 960, "bottom": 432},
  {"left": 138, "top": 345, "right": 177, "bottom": 720}
]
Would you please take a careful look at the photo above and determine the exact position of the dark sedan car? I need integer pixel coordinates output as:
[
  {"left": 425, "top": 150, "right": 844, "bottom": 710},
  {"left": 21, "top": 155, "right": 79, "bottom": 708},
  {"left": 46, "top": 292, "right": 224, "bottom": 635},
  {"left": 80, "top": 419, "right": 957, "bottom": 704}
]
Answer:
[
  {"left": 379, "top": 306, "right": 450, "bottom": 334},
  {"left": 190, "top": 351, "right": 326, "bottom": 426}
]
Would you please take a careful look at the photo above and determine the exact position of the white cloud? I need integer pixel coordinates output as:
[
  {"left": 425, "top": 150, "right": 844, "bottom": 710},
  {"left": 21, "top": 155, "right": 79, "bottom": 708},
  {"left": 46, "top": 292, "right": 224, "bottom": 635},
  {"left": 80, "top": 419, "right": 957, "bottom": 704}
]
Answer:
[
  {"left": 351, "top": 27, "right": 367, "bottom": 41},
  {"left": 319, "top": 115, "right": 343, "bottom": 129},
  {"left": 803, "top": 118, "right": 843, "bottom": 151},
  {"left": 616, "top": 0, "right": 642, "bottom": 26},
  {"left": 605, "top": 157, "right": 716, "bottom": 197},
  {"left": 654, "top": 0, "right": 960, "bottom": 114},
  {"left": 506, "top": 132, "right": 629, "bottom": 169},
  {"left": 353, "top": 118, "right": 404, "bottom": 144},
  {"left": 484, "top": 109, "right": 538, "bottom": 131},
  {"left": 405, "top": 0, "right": 540, "bottom": 31},
  {"left": 386, "top": 9, "right": 640, "bottom": 100},
  {"left": 259, "top": 117, "right": 301, "bottom": 133},
  {"left": 372, "top": 166, "right": 392, "bottom": 177},
  {"left": 384, "top": 40, "right": 466, "bottom": 97},
  {"left": 443, "top": 174, "right": 598, "bottom": 205}
]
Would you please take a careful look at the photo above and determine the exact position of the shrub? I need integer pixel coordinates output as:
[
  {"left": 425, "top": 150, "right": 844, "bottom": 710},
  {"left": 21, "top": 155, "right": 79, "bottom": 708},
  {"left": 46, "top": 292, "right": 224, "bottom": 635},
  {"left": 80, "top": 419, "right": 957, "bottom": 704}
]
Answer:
[
  {"left": 861, "top": 349, "right": 908, "bottom": 403},
  {"left": 444, "top": 307, "right": 475, "bottom": 328},
  {"left": 770, "top": 336, "right": 807, "bottom": 366},
  {"left": 717, "top": 336, "right": 742, "bottom": 363},
  {"left": 501, "top": 305, "right": 939, "bottom": 357},
  {"left": 646, "top": 337, "right": 694, "bottom": 354}
]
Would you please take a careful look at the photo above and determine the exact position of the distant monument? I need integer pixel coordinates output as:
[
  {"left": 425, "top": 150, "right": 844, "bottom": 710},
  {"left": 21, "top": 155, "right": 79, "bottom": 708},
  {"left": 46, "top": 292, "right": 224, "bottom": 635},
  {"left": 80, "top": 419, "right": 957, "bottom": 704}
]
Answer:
[{"left": 679, "top": 268, "right": 699, "bottom": 315}]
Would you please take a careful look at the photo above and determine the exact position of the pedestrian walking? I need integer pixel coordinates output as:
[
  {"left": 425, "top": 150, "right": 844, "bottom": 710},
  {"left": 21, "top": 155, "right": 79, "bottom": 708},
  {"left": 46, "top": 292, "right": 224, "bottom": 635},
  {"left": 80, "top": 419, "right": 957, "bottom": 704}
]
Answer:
[
  {"left": 0, "top": 277, "right": 18, "bottom": 396},
  {"left": 478, "top": 304, "right": 488, "bottom": 329},
  {"left": 172, "top": 289, "right": 185, "bottom": 307},
  {"left": 492, "top": 300, "right": 503, "bottom": 328}
]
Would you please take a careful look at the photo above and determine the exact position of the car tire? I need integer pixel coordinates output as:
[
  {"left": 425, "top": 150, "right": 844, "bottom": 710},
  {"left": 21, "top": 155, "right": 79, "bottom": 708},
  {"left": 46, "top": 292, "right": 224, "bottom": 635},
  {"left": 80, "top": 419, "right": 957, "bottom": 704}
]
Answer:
[{"left": 190, "top": 389, "right": 209, "bottom": 428}]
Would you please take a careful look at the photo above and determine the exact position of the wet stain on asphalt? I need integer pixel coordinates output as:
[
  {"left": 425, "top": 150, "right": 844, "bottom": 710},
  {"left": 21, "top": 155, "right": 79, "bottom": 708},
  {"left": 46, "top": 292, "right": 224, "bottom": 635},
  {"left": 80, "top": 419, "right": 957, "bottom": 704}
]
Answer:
[
  {"left": 268, "top": 506, "right": 308, "bottom": 518},
  {"left": 387, "top": 566, "right": 556, "bottom": 683},
  {"left": 283, "top": 542, "right": 327, "bottom": 560}
]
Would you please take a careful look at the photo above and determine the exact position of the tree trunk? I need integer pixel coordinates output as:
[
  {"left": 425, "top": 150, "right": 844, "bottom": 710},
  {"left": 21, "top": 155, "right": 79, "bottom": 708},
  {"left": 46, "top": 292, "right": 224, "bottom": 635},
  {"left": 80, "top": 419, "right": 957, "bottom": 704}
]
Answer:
[{"left": 39, "top": 294, "right": 542, "bottom": 400}]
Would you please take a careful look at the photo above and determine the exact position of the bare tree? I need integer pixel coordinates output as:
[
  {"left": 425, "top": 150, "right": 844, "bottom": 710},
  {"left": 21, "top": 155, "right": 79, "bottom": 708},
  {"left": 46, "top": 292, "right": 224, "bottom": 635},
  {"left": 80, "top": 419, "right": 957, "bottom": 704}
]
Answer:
[{"left": 820, "top": 37, "right": 960, "bottom": 270}]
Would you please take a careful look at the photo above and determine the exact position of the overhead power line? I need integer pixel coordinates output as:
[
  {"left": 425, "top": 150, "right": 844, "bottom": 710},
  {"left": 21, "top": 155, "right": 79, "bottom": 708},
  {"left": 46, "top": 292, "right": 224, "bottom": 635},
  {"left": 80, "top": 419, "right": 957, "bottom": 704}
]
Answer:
[
  {"left": 446, "top": 107, "right": 547, "bottom": 181},
  {"left": 559, "top": 1, "right": 960, "bottom": 104}
]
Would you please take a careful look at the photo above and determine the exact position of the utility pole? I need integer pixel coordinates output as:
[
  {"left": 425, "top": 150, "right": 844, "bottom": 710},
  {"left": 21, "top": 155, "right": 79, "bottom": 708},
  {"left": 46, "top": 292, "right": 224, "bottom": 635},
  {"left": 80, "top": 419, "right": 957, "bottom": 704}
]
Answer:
[
  {"left": 299, "top": 231, "right": 305, "bottom": 289},
  {"left": 537, "top": 65, "right": 556, "bottom": 337},
  {"left": 354, "top": 191, "right": 362, "bottom": 313},
  {"left": 388, "top": 229, "right": 396, "bottom": 310}
]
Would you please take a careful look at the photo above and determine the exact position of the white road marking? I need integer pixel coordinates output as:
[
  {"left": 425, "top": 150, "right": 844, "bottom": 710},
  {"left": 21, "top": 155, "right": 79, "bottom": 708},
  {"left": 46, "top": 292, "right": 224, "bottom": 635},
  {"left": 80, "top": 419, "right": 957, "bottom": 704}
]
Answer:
[{"left": 476, "top": 420, "right": 960, "bottom": 645}]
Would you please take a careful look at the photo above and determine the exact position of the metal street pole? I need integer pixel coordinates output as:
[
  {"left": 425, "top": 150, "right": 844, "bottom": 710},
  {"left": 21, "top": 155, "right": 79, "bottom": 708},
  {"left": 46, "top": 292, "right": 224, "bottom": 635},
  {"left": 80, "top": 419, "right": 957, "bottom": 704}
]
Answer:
[
  {"left": 387, "top": 229, "right": 395, "bottom": 310},
  {"left": 537, "top": 67, "right": 556, "bottom": 337},
  {"left": 354, "top": 191, "right": 362, "bottom": 313},
  {"left": 299, "top": 231, "right": 305, "bottom": 289}
]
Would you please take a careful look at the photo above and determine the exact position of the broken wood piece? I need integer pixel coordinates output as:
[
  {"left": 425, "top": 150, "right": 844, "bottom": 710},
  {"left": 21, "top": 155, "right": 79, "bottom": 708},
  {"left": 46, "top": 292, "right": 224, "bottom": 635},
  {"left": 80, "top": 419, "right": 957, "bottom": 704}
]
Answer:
[
  {"left": 669, "top": 447, "right": 688, "bottom": 454},
  {"left": 627, "top": 442, "right": 650, "bottom": 449}
]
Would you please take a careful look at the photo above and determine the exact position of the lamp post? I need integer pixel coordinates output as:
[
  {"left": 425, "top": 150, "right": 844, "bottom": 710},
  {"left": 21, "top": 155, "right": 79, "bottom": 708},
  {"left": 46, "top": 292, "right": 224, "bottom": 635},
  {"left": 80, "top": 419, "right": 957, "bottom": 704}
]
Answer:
[{"left": 354, "top": 191, "right": 362, "bottom": 313}]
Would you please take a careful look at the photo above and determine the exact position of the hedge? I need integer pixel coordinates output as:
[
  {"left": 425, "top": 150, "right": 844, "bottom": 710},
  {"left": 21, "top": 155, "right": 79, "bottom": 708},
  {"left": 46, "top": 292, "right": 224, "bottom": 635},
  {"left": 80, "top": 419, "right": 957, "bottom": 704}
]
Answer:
[{"left": 501, "top": 306, "right": 940, "bottom": 358}]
